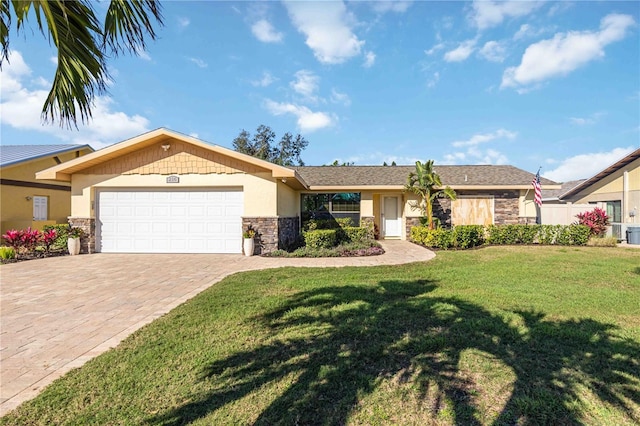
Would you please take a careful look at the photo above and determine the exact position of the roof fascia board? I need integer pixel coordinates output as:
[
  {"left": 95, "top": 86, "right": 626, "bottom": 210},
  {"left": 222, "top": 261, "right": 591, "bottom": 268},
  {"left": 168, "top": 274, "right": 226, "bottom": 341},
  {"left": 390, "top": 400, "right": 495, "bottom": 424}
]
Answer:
[{"left": 305, "top": 184, "right": 561, "bottom": 191}]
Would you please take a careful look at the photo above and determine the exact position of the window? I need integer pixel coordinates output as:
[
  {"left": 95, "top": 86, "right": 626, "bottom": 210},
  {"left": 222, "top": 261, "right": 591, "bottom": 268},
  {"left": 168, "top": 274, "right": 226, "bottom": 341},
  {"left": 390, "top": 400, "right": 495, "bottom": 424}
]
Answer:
[
  {"left": 605, "top": 201, "right": 621, "bottom": 223},
  {"left": 301, "top": 193, "right": 361, "bottom": 225},
  {"left": 33, "top": 196, "right": 48, "bottom": 221}
]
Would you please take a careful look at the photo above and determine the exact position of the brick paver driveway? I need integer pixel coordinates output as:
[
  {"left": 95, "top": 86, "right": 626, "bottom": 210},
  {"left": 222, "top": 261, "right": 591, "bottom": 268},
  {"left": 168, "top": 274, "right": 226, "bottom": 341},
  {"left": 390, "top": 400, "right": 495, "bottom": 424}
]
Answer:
[{"left": 0, "top": 241, "right": 433, "bottom": 416}]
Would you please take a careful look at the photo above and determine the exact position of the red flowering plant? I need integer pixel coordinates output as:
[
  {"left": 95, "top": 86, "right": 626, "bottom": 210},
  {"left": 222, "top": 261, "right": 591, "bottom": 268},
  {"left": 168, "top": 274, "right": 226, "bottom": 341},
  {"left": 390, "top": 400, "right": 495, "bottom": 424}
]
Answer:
[
  {"left": 575, "top": 207, "right": 609, "bottom": 237},
  {"left": 20, "top": 227, "right": 42, "bottom": 253},
  {"left": 2, "top": 227, "right": 41, "bottom": 256},
  {"left": 2, "top": 229, "right": 24, "bottom": 251},
  {"left": 42, "top": 228, "right": 57, "bottom": 253}
]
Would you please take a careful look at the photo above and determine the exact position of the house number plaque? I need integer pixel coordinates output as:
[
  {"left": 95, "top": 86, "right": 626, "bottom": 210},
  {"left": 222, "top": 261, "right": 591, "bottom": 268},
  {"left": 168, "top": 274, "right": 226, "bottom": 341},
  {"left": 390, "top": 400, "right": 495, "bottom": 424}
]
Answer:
[{"left": 166, "top": 175, "right": 180, "bottom": 183}]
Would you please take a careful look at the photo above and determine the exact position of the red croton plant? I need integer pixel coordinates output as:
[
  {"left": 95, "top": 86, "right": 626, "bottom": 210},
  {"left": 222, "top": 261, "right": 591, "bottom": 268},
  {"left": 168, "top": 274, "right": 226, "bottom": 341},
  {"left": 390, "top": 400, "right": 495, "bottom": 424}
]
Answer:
[{"left": 575, "top": 207, "right": 610, "bottom": 237}]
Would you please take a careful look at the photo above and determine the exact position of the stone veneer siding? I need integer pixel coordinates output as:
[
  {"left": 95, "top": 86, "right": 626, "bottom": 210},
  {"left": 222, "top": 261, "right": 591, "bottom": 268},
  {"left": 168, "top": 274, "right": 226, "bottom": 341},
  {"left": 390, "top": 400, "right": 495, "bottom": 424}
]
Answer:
[
  {"left": 243, "top": 216, "right": 300, "bottom": 254},
  {"left": 68, "top": 217, "right": 96, "bottom": 254}
]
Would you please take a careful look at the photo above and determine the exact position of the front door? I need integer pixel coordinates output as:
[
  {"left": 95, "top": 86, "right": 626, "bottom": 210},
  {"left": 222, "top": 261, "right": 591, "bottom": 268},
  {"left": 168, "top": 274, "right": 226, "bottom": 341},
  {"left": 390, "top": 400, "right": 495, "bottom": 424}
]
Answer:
[{"left": 383, "top": 196, "right": 401, "bottom": 238}]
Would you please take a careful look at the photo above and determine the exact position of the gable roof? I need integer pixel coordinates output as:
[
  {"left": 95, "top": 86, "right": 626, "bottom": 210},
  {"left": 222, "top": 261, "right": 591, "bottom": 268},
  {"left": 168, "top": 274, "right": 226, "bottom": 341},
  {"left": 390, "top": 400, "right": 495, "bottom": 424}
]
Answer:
[
  {"left": 0, "top": 144, "right": 93, "bottom": 168},
  {"left": 560, "top": 147, "right": 640, "bottom": 200},
  {"left": 36, "top": 128, "right": 302, "bottom": 185},
  {"left": 294, "top": 165, "right": 559, "bottom": 190}
]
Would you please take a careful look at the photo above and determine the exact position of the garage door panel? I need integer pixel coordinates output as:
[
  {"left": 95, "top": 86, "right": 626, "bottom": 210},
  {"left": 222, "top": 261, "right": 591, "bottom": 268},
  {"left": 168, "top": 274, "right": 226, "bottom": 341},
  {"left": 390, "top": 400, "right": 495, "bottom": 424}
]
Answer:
[{"left": 98, "top": 189, "right": 243, "bottom": 253}]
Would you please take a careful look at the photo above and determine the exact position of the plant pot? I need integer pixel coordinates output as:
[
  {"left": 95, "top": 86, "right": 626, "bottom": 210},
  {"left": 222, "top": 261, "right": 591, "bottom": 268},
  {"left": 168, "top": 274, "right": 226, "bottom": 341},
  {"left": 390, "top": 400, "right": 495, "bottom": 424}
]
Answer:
[
  {"left": 243, "top": 238, "right": 255, "bottom": 257},
  {"left": 67, "top": 237, "right": 81, "bottom": 256}
]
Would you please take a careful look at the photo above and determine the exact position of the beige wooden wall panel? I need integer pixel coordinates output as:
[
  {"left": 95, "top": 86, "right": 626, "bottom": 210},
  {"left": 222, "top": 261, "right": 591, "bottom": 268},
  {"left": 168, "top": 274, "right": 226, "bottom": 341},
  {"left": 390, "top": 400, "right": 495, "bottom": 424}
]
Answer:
[{"left": 452, "top": 197, "right": 494, "bottom": 226}]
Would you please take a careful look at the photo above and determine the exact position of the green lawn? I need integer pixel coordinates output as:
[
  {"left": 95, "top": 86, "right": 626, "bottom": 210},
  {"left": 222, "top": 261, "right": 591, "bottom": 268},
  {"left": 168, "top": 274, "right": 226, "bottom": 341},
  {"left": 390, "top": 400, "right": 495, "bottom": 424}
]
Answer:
[{"left": 2, "top": 246, "right": 639, "bottom": 425}]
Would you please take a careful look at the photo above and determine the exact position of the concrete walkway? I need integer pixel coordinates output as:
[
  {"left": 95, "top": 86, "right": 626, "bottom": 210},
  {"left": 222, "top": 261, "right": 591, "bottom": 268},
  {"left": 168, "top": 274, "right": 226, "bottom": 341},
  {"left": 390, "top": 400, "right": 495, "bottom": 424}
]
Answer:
[{"left": 0, "top": 240, "right": 433, "bottom": 416}]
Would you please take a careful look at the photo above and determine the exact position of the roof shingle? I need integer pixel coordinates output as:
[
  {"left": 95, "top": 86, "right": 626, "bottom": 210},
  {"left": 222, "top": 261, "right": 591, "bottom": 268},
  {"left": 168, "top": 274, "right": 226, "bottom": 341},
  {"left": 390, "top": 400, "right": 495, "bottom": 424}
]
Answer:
[{"left": 294, "top": 165, "right": 558, "bottom": 188}]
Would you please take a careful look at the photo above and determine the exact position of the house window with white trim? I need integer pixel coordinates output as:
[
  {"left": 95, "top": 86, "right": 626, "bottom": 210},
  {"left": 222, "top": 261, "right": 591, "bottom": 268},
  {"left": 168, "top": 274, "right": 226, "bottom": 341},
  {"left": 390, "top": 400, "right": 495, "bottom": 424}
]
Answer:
[{"left": 605, "top": 201, "right": 621, "bottom": 223}]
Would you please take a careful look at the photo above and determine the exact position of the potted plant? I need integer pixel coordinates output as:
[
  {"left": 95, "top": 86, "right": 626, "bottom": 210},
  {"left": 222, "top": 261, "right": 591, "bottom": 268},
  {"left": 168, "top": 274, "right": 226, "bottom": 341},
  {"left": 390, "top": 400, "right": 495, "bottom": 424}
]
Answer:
[
  {"left": 67, "top": 226, "right": 83, "bottom": 256},
  {"left": 243, "top": 228, "right": 256, "bottom": 257}
]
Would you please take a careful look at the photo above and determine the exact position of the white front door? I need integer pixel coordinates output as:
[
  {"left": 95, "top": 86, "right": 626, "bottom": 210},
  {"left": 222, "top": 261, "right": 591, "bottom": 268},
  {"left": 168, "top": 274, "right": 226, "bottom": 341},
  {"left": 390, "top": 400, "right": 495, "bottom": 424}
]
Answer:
[
  {"left": 383, "top": 196, "right": 401, "bottom": 238},
  {"left": 33, "top": 196, "right": 48, "bottom": 220},
  {"left": 97, "top": 189, "right": 244, "bottom": 253}
]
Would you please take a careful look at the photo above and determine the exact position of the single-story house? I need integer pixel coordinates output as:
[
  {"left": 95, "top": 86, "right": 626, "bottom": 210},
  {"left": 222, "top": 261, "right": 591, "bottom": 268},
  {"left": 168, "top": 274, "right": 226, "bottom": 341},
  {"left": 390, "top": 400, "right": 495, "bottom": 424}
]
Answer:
[
  {"left": 36, "top": 128, "right": 559, "bottom": 254},
  {"left": 1, "top": 144, "right": 94, "bottom": 236},
  {"left": 559, "top": 147, "right": 640, "bottom": 239}
]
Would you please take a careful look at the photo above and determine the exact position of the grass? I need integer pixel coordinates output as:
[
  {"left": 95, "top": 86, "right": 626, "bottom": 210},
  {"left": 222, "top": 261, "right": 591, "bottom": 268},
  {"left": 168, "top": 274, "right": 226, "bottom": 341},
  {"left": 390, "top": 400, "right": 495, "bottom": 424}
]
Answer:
[{"left": 2, "top": 246, "right": 639, "bottom": 425}]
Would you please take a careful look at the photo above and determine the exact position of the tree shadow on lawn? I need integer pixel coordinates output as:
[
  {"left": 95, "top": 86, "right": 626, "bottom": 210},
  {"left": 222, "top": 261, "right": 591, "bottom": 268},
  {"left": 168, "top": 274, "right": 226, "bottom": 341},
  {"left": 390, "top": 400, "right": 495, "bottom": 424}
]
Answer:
[{"left": 147, "top": 279, "right": 640, "bottom": 425}]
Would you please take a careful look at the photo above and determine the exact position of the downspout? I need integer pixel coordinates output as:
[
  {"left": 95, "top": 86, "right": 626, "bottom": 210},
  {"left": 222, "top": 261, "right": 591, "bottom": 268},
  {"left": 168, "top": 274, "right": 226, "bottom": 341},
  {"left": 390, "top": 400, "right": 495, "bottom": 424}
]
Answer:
[{"left": 623, "top": 170, "right": 628, "bottom": 223}]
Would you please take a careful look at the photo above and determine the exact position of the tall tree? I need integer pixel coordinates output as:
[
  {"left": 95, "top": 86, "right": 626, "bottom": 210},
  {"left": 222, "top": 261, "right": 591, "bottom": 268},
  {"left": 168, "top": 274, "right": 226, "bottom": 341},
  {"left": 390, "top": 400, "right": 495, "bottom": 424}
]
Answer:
[
  {"left": 404, "top": 160, "right": 457, "bottom": 229},
  {"left": 0, "top": 0, "right": 164, "bottom": 128},
  {"left": 232, "top": 125, "right": 308, "bottom": 166}
]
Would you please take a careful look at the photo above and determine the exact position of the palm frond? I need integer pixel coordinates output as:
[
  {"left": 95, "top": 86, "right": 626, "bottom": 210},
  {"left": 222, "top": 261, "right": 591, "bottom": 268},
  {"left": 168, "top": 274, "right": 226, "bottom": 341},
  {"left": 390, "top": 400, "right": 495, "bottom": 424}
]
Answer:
[
  {"left": 104, "top": 0, "right": 163, "bottom": 56},
  {"left": 37, "top": 0, "right": 107, "bottom": 127},
  {"left": 0, "top": 0, "right": 10, "bottom": 64}
]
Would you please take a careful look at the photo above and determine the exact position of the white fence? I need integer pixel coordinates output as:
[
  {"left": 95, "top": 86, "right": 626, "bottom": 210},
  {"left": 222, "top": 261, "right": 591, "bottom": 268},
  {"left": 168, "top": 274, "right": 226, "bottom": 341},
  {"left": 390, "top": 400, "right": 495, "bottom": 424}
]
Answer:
[{"left": 541, "top": 203, "right": 595, "bottom": 225}]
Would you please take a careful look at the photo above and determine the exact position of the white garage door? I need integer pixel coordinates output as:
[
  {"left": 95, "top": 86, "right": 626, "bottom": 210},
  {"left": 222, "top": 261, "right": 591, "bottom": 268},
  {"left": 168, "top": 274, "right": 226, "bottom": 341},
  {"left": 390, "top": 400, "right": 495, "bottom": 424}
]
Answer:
[{"left": 97, "top": 189, "right": 243, "bottom": 253}]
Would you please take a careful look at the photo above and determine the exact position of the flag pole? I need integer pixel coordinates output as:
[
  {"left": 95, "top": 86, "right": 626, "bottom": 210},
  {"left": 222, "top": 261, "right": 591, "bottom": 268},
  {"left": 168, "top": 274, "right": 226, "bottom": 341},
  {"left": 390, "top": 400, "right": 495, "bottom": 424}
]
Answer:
[{"left": 535, "top": 167, "right": 542, "bottom": 224}]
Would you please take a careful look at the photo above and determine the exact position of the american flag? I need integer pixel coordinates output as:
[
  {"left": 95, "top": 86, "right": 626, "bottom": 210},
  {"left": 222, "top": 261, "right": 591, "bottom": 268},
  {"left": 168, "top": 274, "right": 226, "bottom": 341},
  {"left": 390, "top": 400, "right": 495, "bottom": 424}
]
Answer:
[{"left": 532, "top": 169, "right": 542, "bottom": 207}]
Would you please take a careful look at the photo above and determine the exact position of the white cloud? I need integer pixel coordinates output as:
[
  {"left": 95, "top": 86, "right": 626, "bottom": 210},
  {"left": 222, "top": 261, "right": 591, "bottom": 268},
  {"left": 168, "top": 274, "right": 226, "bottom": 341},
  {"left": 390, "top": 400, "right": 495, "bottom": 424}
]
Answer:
[
  {"left": 479, "top": 40, "right": 507, "bottom": 62},
  {"left": 363, "top": 51, "right": 376, "bottom": 68},
  {"left": 188, "top": 57, "right": 208, "bottom": 68},
  {"left": 264, "top": 99, "right": 334, "bottom": 132},
  {"left": 452, "top": 129, "right": 517, "bottom": 147},
  {"left": 425, "top": 42, "right": 445, "bottom": 56},
  {"left": 545, "top": 147, "right": 635, "bottom": 182},
  {"left": 444, "top": 129, "right": 515, "bottom": 165},
  {"left": 177, "top": 17, "right": 190, "bottom": 28},
  {"left": 443, "top": 147, "right": 509, "bottom": 165},
  {"left": 49, "top": 56, "right": 58, "bottom": 66},
  {"left": 189, "top": 132, "right": 199, "bottom": 138},
  {"left": 330, "top": 89, "right": 351, "bottom": 106},
  {"left": 251, "top": 19, "right": 284, "bottom": 43},
  {"left": 1, "top": 50, "right": 150, "bottom": 150},
  {"left": 427, "top": 71, "right": 440, "bottom": 88},
  {"left": 569, "top": 112, "right": 605, "bottom": 126},
  {"left": 444, "top": 39, "right": 477, "bottom": 62},
  {"left": 502, "top": 13, "right": 635, "bottom": 90},
  {"left": 469, "top": 1, "right": 543, "bottom": 30},
  {"left": 290, "top": 70, "right": 319, "bottom": 100},
  {"left": 284, "top": 1, "right": 364, "bottom": 64},
  {"left": 251, "top": 71, "right": 277, "bottom": 87},
  {"left": 371, "top": 1, "right": 413, "bottom": 14},
  {"left": 137, "top": 50, "right": 152, "bottom": 61}
]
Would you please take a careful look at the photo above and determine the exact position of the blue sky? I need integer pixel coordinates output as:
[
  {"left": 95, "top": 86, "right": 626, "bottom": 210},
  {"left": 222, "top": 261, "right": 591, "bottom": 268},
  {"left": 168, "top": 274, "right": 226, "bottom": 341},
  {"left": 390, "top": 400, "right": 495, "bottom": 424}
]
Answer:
[{"left": 1, "top": 0, "right": 638, "bottom": 182}]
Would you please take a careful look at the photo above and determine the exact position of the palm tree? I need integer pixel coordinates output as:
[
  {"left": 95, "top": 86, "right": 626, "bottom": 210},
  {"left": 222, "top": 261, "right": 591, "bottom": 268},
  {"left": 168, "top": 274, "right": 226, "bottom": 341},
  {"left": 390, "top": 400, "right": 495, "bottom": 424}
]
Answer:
[
  {"left": 0, "top": 0, "right": 163, "bottom": 128},
  {"left": 404, "top": 160, "right": 457, "bottom": 229}
]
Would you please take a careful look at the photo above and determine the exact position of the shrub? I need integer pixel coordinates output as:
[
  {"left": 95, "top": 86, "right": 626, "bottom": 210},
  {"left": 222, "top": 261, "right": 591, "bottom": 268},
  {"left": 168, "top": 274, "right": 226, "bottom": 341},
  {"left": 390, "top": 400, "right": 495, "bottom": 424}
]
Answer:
[
  {"left": 0, "top": 246, "right": 16, "bottom": 260},
  {"left": 43, "top": 224, "right": 70, "bottom": 249},
  {"left": 576, "top": 207, "right": 609, "bottom": 237},
  {"left": 451, "top": 225, "right": 484, "bottom": 249},
  {"left": 2, "top": 229, "right": 23, "bottom": 251},
  {"left": 304, "top": 229, "right": 338, "bottom": 249},
  {"left": 566, "top": 225, "right": 590, "bottom": 246},
  {"left": 303, "top": 217, "right": 354, "bottom": 232},
  {"left": 410, "top": 226, "right": 453, "bottom": 249},
  {"left": 338, "top": 226, "right": 369, "bottom": 244},
  {"left": 486, "top": 225, "right": 538, "bottom": 245},
  {"left": 42, "top": 229, "right": 58, "bottom": 253}
]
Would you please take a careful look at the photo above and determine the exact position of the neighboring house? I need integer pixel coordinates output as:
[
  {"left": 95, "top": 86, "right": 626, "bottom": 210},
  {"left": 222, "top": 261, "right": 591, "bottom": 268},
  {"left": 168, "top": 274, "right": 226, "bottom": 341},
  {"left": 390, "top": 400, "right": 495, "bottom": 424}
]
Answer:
[
  {"left": 540, "top": 179, "right": 591, "bottom": 225},
  {"left": 559, "top": 147, "right": 640, "bottom": 239},
  {"left": 36, "top": 128, "right": 559, "bottom": 254},
  {"left": 1, "top": 144, "right": 94, "bottom": 236}
]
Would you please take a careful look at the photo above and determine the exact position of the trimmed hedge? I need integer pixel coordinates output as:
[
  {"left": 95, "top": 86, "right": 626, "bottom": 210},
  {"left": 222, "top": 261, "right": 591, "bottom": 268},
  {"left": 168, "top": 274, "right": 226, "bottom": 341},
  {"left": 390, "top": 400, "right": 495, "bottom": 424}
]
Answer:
[
  {"left": 411, "top": 224, "right": 590, "bottom": 249},
  {"left": 304, "top": 229, "right": 338, "bottom": 249},
  {"left": 304, "top": 225, "right": 372, "bottom": 249},
  {"left": 303, "top": 217, "right": 354, "bottom": 232}
]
